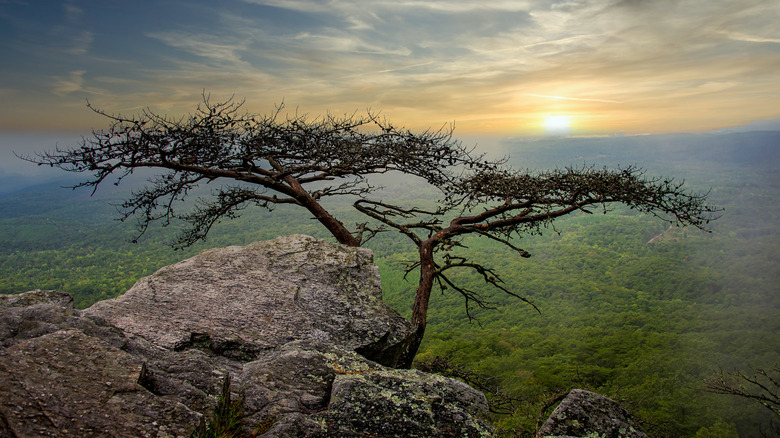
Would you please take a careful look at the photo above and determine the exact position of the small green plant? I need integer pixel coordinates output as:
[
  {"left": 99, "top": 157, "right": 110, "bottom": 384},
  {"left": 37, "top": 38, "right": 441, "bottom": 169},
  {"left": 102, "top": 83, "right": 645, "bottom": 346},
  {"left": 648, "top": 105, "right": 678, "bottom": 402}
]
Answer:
[
  {"left": 253, "top": 414, "right": 277, "bottom": 436},
  {"left": 192, "top": 374, "right": 244, "bottom": 438}
]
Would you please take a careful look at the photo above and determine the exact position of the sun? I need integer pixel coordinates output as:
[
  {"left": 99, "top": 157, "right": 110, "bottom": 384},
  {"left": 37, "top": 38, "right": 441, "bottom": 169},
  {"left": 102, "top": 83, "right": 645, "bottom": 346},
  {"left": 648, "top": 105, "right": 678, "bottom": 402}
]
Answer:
[{"left": 542, "top": 115, "right": 572, "bottom": 135}]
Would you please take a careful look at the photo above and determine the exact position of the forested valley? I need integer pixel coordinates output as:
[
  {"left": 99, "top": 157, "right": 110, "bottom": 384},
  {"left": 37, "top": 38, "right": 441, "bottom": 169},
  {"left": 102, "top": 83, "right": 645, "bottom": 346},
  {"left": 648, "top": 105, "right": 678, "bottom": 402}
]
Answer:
[{"left": 1, "top": 131, "right": 778, "bottom": 437}]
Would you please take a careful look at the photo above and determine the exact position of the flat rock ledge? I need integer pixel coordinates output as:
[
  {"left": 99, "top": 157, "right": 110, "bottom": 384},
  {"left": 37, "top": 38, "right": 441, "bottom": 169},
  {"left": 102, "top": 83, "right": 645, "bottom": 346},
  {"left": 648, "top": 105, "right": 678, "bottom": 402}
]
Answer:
[
  {"left": 0, "top": 288, "right": 74, "bottom": 308},
  {"left": 0, "top": 235, "right": 494, "bottom": 437},
  {"left": 85, "top": 234, "right": 414, "bottom": 367}
]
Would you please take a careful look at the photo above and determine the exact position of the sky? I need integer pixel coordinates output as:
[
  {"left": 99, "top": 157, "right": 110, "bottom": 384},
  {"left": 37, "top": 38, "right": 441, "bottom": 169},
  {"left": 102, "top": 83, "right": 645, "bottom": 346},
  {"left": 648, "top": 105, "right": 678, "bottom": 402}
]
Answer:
[{"left": 1, "top": 0, "right": 780, "bottom": 150}]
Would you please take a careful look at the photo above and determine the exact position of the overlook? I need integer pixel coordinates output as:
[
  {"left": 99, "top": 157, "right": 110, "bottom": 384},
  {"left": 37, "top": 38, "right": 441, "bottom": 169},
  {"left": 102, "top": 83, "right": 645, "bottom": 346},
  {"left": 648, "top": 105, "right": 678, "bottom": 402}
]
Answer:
[
  {"left": 0, "top": 235, "right": 657, "bottom": 437},
  {"left": 1, "top": 124, "right": 778, "bottom": 436}
]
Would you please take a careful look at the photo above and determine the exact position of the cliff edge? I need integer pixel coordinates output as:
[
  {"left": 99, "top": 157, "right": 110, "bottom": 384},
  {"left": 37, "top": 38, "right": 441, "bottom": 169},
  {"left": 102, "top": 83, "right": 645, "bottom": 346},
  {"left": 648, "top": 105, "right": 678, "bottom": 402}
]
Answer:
[{"left": 0, "top": 235, "right": 493, "bottom": 437}]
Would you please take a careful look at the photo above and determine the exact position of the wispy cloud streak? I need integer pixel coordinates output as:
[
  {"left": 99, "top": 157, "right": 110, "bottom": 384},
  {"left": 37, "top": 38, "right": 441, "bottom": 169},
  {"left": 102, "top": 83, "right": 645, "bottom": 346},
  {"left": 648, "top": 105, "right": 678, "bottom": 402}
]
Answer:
[{"left": 524, "top": 94, "right": 623, "bottom": 104}]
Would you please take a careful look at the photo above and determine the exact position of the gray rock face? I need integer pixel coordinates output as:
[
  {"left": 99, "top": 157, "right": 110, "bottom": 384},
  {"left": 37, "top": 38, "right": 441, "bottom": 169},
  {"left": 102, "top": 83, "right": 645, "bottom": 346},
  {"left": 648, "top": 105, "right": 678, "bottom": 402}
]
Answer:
[
  {"left": 0, "top": 289, "right": 74, "bottom": 308},
  {"left": 0, "top": 329, "right": 200, "bottom": 438},
  {"left": 537, "top": 389, "right": 649, "bottom": 438},
  {"left": 0, "top": 296, "right": 127, "bottom": 350},
  {"left": 0, "top": 235, "right": 492, "bottom": 438},
  {"left": 85, "top": 234, "right": 414, "bottom": 366}
]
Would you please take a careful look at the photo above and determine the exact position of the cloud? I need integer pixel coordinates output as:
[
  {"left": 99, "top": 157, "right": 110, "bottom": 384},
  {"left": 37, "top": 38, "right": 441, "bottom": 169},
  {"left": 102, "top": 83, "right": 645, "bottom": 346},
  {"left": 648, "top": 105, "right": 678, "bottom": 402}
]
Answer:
[
  {"left": 133, "top": 0, "right": 770, "bottom": 133},
  {"left": 52, "top": 70, "right": 86, "bottom": 96},
  {"left": 523, "top": 94, "right": 623, "bottom": 104},
  {"left": 291, "top": 31, "right": 411, "bottom": 56},
  {"left": 66, "top": 31, "right": 93, "bottom": 55},
  {"left": 63, "top": 4, "right": 83, "bottom": 23},
  {"left": 4, "top": 0, "right": 778, "bottom": 135},
  {"left": 724, "top": 31, "right": 780, "bottom": 44},
  {"left": 145, "top": 31, "right": 251, "bottom": 67},
  {"left": 242, "top": 0, "right": 534, "bottom": 14}
]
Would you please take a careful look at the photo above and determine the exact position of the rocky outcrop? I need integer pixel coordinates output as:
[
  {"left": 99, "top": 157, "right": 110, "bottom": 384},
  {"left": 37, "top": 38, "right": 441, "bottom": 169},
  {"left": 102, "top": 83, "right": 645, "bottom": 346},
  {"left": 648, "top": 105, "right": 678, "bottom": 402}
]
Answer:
[
  {"left": 85, "top": 234, "right": 414, "bottom": 367},
  {"left": 537, "top": 389, "right": 649, "bottom": 438},
  {"left": 0, "top": 235, "right": 493, "bottom": 438}
]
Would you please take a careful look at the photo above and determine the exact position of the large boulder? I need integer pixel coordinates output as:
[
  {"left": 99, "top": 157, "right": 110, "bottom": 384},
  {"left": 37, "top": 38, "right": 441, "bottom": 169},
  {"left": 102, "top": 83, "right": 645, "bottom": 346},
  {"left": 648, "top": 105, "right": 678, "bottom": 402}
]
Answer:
[
  {"left": 537, "top": 389, "right": 649, "bottom": 438},
  {"left": 0, "top": 235, "right": 493, "bottom": 437},
  {"left": 85, "top": 234, "right": 414, "bottom": 367},
  {"left": 320, "top": 365, "right": 491, "bottom": 437},
  {"left": 241, "top": 340, "right": 493, "bottom": 437}
]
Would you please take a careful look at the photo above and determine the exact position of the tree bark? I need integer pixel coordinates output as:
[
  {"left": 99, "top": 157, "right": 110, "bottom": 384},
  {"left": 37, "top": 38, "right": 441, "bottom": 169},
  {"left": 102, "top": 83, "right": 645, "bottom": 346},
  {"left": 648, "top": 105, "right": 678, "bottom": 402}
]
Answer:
[
  {"left": 394, "top": 238, "right": 438, "bottom": 368},
  {"left": 285, "top": 176, "right": 361, "bottom": 247},
  {"left": 299, "top": 195, "right": 360, "bottom": 247},
  {"left": 411, "top": 240, "right": 436, "bottom": 331}
]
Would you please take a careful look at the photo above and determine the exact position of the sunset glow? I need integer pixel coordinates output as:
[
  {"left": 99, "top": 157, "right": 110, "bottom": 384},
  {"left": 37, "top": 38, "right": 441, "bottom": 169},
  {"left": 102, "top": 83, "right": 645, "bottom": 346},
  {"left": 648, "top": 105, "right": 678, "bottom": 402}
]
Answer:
[
  {"left": 543, "top": 115, "right": 572, "bottom": 136},
  {"left": 0, "top": 1, "right": 778, "bottom": 138}
]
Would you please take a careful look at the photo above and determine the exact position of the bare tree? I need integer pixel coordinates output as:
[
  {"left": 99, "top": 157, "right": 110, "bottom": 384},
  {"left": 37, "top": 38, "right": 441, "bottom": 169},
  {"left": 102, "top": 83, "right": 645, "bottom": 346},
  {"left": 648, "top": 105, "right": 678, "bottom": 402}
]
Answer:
[
  {"left": 24, "top": 96, "right": 489, "bottom": 249},
  {"left": 25, "top": 96, "right": 719, "bottom": 368},
  {"left": 356, "top": 165, "right": 719, "bottom": 366},
  {"left": 706, "top": 364, "right": 780, "bottom": 416}
]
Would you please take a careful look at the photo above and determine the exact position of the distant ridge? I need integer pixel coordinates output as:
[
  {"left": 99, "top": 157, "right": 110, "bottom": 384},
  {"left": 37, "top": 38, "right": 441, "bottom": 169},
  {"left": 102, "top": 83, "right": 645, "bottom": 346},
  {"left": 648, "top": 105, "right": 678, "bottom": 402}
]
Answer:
[
  {"left": 499, "top": 129, "right": 780, "bottom": 171},
  {"left": 717, "top": 118, "right": 780, "bottom": 133}
]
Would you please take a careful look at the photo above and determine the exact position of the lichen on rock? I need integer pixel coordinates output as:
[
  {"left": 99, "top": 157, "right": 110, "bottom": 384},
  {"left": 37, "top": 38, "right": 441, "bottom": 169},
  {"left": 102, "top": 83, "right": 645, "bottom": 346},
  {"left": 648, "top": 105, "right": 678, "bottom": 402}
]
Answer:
[
  {"left": 537, "top": 389, "right": 649, "bottom": 438},
  {"left": 241, "top": 340, "right": 493, "bottom": 438},
  {"left": 317, "top": 367, "right": 493, "bottom": 438}
]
